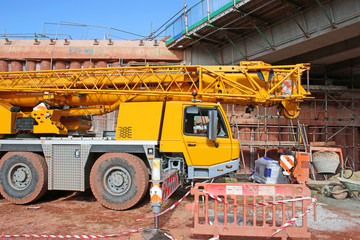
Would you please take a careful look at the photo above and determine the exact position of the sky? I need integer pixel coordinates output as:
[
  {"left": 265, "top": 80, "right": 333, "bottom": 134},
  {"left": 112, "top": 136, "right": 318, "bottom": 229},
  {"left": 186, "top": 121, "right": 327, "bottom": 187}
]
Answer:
[{"left": 0, "top": 0, "right": 199, "bottom": 40}]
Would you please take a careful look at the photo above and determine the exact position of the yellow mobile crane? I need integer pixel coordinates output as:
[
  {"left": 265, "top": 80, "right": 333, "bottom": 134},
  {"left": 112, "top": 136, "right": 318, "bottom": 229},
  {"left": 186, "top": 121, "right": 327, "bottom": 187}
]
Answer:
[{"left": 0, "top": 61, "right": 309, "bottom": 210}]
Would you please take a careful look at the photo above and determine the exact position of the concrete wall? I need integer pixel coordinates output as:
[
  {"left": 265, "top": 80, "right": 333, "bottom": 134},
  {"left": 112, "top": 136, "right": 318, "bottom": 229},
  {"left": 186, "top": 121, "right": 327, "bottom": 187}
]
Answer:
[{"left": 0, "top": 40, "right": 183, "bottom": 71}]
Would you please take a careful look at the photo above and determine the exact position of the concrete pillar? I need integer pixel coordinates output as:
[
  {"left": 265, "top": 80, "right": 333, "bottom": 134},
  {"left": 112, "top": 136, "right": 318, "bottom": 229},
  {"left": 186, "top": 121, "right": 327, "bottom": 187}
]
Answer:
[
  {"left": 26, "top": 61, "right": 36, "bottom": 71},
  {"left": 40, "top": 60, "right": 51, "bottom": 70},
  {"left": 54, "top": 60, "right": 66, "bottom": 70},
  {"left": 11, "top": 61, "right": 23, "bottom": 71},
  {"left": 0, "top": 60, "right": 8, "bottom": 72},
  {"left": 70, "top": 60, "right": 81, "bottom": 69},
  {"left": 83, "top": 60, "right": 95, "bottom": 69},
  {"left": 96, "top": 60, "right": 107, "bottom": 68}
]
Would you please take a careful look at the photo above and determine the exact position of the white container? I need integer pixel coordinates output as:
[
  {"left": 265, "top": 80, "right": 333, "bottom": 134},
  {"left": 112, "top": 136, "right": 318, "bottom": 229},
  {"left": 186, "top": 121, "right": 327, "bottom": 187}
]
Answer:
[
  {"left": 253, "top": 157, "right": 286, "bottom": 184},
  {"left": 312, "top": 151, "right": 340, "bottom": 174}
]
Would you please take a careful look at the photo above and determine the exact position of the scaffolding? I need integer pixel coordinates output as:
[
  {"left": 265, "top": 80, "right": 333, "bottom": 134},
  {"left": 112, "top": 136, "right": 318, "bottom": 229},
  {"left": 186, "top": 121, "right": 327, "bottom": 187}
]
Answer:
[
  {"left": 226, "top": 85, "right": 360, "bottom": 172},
  {"left": 226, "top": 104, "right": 308, "bottom": 172},
  {"left": 302, "top": 86, "right": 359, "bottom": 170}
]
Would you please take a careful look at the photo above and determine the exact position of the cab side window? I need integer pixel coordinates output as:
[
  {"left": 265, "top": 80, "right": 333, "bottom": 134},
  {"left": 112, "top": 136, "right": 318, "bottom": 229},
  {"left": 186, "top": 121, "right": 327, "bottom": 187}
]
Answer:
[
  {"left": 184, "top": 107, "right": 228, "bottom": 138},
  {"left": 216, "top": 115, "right": 228, "bottom": 138},
  {"left": 184, "top": 108, "right": 209, "bottom": 136}
]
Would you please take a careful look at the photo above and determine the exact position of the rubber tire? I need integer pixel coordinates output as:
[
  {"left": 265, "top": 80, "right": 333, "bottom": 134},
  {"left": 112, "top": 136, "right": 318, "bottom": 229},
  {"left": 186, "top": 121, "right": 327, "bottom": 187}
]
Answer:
[
  {"left": 90, "top": 153, "right": 149, "bottom": 210},
  {"left": 331, "top": 185, "right": 348, "bottom": 200},
  {"left": 321, "top": 184, "right": 332, "bottom": 197},
  {"left": 0, "top": 152, "right": 48, "bottom": 204}
]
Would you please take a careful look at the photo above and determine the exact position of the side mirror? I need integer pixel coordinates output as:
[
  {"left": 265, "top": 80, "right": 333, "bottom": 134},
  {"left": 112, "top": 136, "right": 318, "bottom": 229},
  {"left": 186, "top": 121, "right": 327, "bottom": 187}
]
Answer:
[
  {"left": 186, "top": 105, "right": 199, "bottom": 114},
  {"left": 207, "top": 109, "right": 217, "bottom": 142}
]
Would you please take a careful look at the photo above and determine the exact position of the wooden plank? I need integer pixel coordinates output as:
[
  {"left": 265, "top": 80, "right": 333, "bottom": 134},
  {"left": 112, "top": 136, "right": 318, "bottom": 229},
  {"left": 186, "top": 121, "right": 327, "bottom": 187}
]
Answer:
[
  {"left": 308, "top": 85, "right": 348, "bottom": 91},
  {"left": 310, "top": 141, "right": 336, "bottom": 147}
]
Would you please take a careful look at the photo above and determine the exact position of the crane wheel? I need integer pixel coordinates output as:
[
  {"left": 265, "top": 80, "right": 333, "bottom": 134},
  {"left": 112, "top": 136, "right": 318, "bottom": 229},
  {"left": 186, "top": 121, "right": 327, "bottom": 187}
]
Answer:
[
  {"left": 90, "top": 153, "right": 149, "bottom": 210},
  {"left": 0, "top": 152, "right": 48, "bottom": 204}
]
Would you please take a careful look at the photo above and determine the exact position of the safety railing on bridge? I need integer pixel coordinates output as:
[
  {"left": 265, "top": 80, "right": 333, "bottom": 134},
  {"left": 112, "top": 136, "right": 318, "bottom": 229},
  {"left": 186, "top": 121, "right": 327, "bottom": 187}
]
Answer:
[{"left": 149, "top": 0, "right": 249, "bottom": 45}]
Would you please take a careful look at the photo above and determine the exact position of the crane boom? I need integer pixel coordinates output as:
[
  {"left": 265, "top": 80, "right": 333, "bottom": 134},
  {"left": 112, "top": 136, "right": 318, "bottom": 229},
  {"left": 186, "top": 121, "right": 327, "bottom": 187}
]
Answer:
[{"left": 0, "top": 61, "right": 310, "bottom": 134}]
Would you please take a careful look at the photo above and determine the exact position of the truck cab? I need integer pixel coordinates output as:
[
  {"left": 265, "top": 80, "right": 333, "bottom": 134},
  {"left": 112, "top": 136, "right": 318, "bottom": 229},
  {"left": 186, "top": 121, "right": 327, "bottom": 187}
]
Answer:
[{"left": 115, "top": 101, "right": 239, "bottom": 180}]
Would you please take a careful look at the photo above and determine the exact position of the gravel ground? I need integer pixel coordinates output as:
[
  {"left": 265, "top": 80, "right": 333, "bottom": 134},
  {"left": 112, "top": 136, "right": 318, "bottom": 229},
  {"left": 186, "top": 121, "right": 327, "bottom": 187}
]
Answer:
[{"left": 1, "top": 187, "right": 360, "bottom": 240}]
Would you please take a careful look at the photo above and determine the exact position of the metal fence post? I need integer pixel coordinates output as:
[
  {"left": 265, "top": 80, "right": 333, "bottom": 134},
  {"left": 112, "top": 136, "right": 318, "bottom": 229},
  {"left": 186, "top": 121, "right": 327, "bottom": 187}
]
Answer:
[{"left": 207, "top": 0, "right": 210, "bottom": 21}]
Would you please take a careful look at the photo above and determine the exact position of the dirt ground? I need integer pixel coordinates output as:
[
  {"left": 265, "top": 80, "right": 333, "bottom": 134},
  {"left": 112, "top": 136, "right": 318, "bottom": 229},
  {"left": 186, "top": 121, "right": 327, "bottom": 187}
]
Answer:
[{"left": 1, "top": 188, "right": 360, "bottom": 240}]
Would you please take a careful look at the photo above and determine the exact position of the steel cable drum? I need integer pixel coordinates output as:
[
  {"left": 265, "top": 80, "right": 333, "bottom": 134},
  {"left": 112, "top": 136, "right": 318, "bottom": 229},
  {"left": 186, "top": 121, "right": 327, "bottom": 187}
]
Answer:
[{"left": 312, "top": 151, "right": 340, "bottom": 174}]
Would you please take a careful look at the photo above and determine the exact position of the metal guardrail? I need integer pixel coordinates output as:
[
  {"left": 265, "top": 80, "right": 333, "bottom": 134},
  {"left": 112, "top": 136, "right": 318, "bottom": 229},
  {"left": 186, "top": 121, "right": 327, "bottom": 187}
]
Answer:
[{"left": 149, "top": 0, "right": 248, "bottom": 44}]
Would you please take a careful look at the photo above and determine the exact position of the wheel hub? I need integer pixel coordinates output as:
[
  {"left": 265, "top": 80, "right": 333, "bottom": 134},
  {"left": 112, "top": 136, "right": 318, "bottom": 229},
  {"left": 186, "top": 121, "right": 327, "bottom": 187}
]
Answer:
[
  {"left": 110, "top": 172, "right": 124, "bottom": 187},
  {"left": 15, "top": 169, "right": 27, "bottom": 182},
  {"left": 8, "top": 164, "right": 32, "bottom": 190},
  {"left": 104, "top": 167, "right": 131, "bottom": 195}
]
